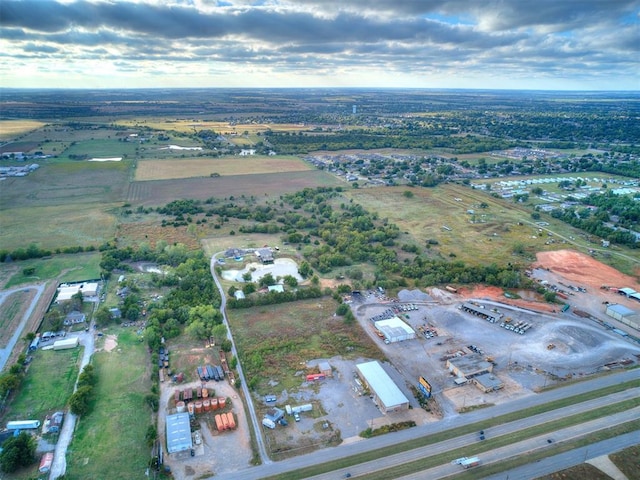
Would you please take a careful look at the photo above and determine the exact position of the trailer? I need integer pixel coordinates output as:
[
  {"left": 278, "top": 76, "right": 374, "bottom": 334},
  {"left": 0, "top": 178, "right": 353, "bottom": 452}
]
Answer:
[
  {"left": 460, "top": 457, "right": 480, "bottom": 469},
  {"left": 6, "top": 420, "right": 41, "bottom": 430},
  {"left": 216, "top": 365, "right": 225, "bottom": 379},
  {"left": 53, "top": 337, "right": 79, "bottom": 350},
  {"left": 262, "top": 418, "right": 276, "bottom": 430}
]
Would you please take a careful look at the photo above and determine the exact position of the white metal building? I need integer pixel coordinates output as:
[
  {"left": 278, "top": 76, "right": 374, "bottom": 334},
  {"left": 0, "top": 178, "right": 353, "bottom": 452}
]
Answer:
[
  {"left": 166, "top": 413, "right": 192, "bottom": 454},
  {"left": 355, "top": 361, "right": 409, "bottom": 413},
  {"left": 606, "top": 304, "right": 640, "bottom": 331},
  {"left": 374, "top": 317, "right": 416, "bottom": 343}
]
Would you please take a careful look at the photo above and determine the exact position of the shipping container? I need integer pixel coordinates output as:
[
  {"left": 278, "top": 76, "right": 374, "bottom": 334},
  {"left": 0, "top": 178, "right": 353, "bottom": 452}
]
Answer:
[{"left": 39, "top": 452, "right": 54, "bottom": 473}]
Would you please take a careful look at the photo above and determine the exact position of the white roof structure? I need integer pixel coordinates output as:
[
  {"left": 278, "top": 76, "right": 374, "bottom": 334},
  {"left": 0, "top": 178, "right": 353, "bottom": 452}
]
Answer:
[
  {"left": 374, "top": 317, "right": 416, "bottom": 343},
  {"left": 166, "top": 413, "right": 192, "bottom": 454},
  {"left": 356, "top": 361, "right": 409, "bottom": 413},
  {"left": 56, "top": 282, "right": 99, "bottom": 302}
]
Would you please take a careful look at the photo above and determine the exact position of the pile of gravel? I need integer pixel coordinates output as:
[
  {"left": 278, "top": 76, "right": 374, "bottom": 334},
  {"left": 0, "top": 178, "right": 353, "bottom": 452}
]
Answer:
[{"left": 398, "top": 289, "right": 432, "bottom": 302}]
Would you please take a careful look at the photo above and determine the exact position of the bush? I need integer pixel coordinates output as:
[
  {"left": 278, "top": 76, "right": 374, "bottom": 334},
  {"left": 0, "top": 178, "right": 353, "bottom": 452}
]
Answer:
[{"left": 0, "top": 432, "right": 36, "bottom": 472}]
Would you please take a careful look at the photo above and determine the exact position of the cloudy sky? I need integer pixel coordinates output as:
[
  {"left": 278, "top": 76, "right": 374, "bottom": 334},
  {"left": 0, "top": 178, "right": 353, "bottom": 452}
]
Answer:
[{"left": 1, "top": 0, "right": 639, "bottom": 90}]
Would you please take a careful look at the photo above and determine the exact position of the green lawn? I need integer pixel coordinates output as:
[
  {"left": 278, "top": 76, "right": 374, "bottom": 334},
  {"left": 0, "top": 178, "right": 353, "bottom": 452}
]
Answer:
[
  {"left": 3, "top": 253, "right": 102, "bottom": 288},
  {"left": 7, "top": 348, "right": 81, "bottom": 422},
  {"left": 65, "top": 329, "right": 153, "bottom": 480}
]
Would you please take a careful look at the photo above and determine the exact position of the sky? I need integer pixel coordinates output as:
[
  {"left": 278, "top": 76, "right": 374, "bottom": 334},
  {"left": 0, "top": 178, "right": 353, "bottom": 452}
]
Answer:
[{"left": 1, "top": 0, "right": 639, "bottom": 90}]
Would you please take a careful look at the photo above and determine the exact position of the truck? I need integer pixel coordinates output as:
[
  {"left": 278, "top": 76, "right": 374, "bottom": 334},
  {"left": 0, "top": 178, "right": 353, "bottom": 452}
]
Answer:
[
  {"left": 460, "top": 457, "right": 480, "bottom": 469},
  {"left": 6, "top": 420, "right": 41, "bottom": 430}
]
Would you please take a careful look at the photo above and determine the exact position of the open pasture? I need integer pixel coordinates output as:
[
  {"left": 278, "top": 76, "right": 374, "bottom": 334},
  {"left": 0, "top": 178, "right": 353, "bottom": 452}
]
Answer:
[
  {"left": 0, "top": 202, "right": 118, "bottom": 252},
  {"left": 228, "top": 297, "right": 383, "bottom": 392},
  {"left": 62, "top": 138, "right": 139, "bottom": 159},
  {"left": 66, "top": 329, "right": 152, "bottom": 480},
  {"left": 2, "top": 253, "right": 101, "bottom": 288},
  {"left": 0, "top": 120, "right": 45, "bottom": 140},
  {"left": 135, "top": 155, "right": 314, "bottom": 181},
  {"left": 346, "top": 184, "right": 594, "bottom": 266}
]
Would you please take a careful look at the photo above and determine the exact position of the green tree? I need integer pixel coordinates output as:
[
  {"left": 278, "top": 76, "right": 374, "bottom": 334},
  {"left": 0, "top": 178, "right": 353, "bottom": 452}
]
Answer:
[
  {"left": 69, "top": 385, "right": 93, "bottom": 416},
  {"left": 0, "top": 432, "right": 36, "bottom": 472},
  {"left": 94, "top": 306, "right": 113, "bottom": 327},
  {"left": 220, "top": 339, "right": 232, "bottom": 352}
]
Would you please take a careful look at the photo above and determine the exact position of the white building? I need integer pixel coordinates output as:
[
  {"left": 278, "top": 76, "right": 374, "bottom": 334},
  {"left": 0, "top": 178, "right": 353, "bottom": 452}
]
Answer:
[
  {"left": 355, "top": 361, "right": 409, "bottom": 413},
  {"left": 374, "top": 317, "right": 416, "bottom": 343}
]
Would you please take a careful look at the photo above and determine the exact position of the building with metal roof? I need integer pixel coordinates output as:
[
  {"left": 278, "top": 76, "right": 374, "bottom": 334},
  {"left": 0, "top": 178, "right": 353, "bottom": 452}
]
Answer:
[
  {"left": 374, "top": 317, "right": 416, "bottom": 343},
  {"left": 606, "top": 304, "right": 640, "bottom": 331},
  {"left": 166, "top": 413, "right": 192, "bottom": 454},
  {"left": 446, "top": 354, "right": 493, "bottom": 379},
  {"left": 355, "top": 361, "right": 409, "bottom": 413}
]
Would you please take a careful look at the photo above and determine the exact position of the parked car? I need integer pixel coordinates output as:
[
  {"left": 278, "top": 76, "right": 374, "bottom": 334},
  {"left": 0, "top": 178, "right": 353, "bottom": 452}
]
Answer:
[{"left": 293, "top": 412, "right": 300, "bottom": 422}]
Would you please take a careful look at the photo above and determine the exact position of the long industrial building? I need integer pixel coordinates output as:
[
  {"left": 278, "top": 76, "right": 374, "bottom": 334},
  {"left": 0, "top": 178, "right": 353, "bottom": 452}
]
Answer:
[
  {"left": 355, "top": 361, "right": 409, "bottom": 414},
  {"left": 166, "top": 413, "right": 192, "bottom": 454}
]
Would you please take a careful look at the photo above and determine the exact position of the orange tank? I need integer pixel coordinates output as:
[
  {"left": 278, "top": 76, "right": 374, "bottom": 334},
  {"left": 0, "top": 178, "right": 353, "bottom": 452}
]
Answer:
[
  {"left": 221, "top": 413, "right": 229, "bottom": 430},
  {"left": 203, "top": 399, "right": 210, "bottom": 412},
  {"left": 202, "top": 388, "right": 209, "bottom": 398},
  {"left": 215, "top": 414, "right": 225, "bottom": 431},
  {"left": 217, "top": 397, "right": 226, "bottom": 409},
  {"left": 226, "top": 412, "right": 236, "bottom": 429},
  {"left": 188, "top": 403, "right": 195, "bottom": 416},
  {"left": 211, "top": 398, "right": 218, "bottom": 410},
  {"left": 195, "top": 401, "right": 203, "bottom": 414}
]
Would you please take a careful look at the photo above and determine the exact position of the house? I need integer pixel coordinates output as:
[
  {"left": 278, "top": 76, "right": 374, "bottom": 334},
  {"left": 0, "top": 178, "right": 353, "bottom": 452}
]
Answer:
[
  {"left": 63, "top": 311, "right": 86, "bottom": 326},
  {"left": 255, "top": 248, "right": 274, "bottom": 264}
]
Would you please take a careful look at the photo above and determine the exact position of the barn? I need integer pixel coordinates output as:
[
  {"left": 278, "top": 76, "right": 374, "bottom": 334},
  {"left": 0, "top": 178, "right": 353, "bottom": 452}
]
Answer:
[
  {"left": 166, "top": 413, "right": 192, "bottom": 454},
  {"left": 355, "top": 361, "right": 409, "bottom": 413},
  {"left": 374, "top": 317, "right": 416, "bottom": 343},
  {"left": 606, "top": 304, "right": 640, "bottom": 331}
]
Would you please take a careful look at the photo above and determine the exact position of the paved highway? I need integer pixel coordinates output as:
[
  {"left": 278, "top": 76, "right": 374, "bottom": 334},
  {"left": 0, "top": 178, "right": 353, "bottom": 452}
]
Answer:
[
  {"left": 212, "top": 369, "right": 639, "bottom": 480},
  {"left": 482, "top": 431, "right": 640, "bottom": 480}
]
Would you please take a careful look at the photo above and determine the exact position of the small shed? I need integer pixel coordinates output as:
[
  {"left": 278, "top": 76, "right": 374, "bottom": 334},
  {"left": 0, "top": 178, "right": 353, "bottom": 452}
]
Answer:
[
  {"left": 267, "top": 284, "right": 284, "bottom": 293},
  {"left": 234, "top": 290, "right": 246, "bottom": 300},
  {"left": 318, "top": 361, "right": 332, "bottom": 377},
  {"left": 264, "top": 407, "right": 285, "bottom": 423}
]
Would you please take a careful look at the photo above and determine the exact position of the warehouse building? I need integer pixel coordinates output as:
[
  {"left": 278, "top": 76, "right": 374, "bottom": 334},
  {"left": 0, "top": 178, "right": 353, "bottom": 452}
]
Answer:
[
  {"left": 374, "top": 317, "right": 416, "bottom": 343},
  {"left": 446, "top": 354, "right": 493, "bottom": 379},
  {"left": 355, "top": 361, "right": 409, "bottom": 413},
  {"left": 473, "top": 373, "right": 504, "bottom": 393},
  {"left": 166, "top": 413, "right": 192, "bottom": 454},
  {"left": 606, "top": 304, "right": 640, "bottom": 331}
]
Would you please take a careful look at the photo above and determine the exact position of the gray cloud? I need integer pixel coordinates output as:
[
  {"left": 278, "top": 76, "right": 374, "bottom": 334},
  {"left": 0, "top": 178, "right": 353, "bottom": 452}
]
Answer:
[{"left": 0, "top": 0, "right": 637, "bottom": 89}]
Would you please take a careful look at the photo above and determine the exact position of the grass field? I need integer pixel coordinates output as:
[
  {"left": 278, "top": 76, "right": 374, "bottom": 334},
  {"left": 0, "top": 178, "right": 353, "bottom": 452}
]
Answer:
[
  {"left": 2, "top": 253, "right": 102, "bottom": 289},
  {"left": 66, "top": 329, "right": 152, "bottom": 480},
  {"left": 227, "top": 297, "right": 384, "bottom": 393},
  {"left": 0, "top": 290, "right": 32, "bottom": 348},
  {"left": 4, "top": 348, "right": 81, "bottom": 422},
  {"left": 135, "top": 155, "right": 314, "bottom": 181},
  {"left": 345, "top": 184, "right": 640, "bottom": 272},
  {"left": 0, "top": 120, "right": 46, "bottom": 140}
]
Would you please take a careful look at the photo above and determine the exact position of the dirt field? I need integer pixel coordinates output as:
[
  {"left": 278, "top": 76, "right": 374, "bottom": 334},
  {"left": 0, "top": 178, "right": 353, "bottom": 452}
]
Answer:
[
  {"left": 0, "top": 120, "right": 45, "bottom": 140},
  {"left": 126, "top": 170, "right": 342, "bottom": 205},
  {"left": 534, "top": 249, "right": 640, "bottom": 290},
  {"left": 135, "top": 156, "right": 313, "bottom": 181}
]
